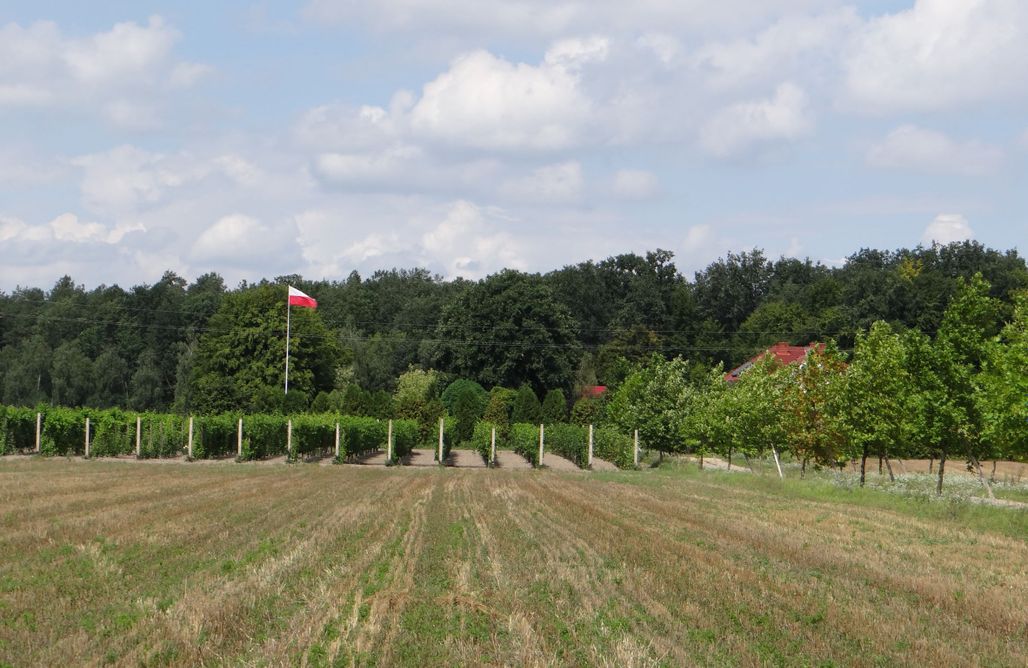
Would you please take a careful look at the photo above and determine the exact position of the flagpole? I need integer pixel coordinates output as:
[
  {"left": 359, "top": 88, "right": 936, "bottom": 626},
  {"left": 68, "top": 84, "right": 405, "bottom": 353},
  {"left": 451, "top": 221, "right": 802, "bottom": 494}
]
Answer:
[{"left": 284, "top": 295, "right": 291, "bottom": 394}]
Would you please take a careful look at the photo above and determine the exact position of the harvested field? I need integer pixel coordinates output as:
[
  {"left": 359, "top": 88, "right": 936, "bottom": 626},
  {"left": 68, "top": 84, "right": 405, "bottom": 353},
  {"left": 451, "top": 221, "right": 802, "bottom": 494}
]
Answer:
[{"left": 1, "top": 459, "right": 1026, "bottom": 666}]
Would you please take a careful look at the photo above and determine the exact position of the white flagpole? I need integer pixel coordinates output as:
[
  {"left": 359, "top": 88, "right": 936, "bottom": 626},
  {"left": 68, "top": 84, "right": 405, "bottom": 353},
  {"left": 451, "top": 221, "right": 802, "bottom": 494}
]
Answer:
[{"left": 284, "top": 293, "right": 291, "bottom": 394}]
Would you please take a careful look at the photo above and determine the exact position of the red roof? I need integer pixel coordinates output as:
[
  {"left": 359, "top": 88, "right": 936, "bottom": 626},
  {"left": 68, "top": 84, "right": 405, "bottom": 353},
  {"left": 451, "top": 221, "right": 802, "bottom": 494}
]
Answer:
[
  {"left": 724, "top": 342, "right": 821, "bottom": 383},
  {"left": 582, "top": 385, "right": 607, "bottom": 398}
]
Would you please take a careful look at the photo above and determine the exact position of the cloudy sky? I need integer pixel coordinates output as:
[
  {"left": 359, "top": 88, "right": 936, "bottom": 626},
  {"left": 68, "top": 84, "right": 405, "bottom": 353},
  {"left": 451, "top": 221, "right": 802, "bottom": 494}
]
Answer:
[{"left": 1, "top": 0, "right": 1026, "bottom": 290}]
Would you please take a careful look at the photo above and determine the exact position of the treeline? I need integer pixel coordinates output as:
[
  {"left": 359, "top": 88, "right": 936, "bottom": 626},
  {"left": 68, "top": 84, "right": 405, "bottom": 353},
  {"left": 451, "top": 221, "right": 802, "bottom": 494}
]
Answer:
[{"left": 0, "top": 241, "right": 1025, "bottom": 415}]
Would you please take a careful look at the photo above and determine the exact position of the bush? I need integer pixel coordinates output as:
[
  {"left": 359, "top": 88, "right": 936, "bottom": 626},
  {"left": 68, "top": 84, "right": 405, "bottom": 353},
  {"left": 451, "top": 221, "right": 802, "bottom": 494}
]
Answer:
[
  {"left": 512, "top": 385, "right": 541, "bottom": 424},
  {"left": 0, "top": 405, "right": 39, "bottom": 453},
  {"left": 511, "top": 422, "right": 540, "bottom": 467},
  {"left": 291, "top": 414, "right": 336, "bottom": 459},
  {"left": 541, "top": 389, "right": 568, "bottom": 424},
  {"left": 90, "top": 409, "right": 134, "bottom": 457},
  {"left": 41, "top": 406, "right": 85, "bottom": 456},
  {"left": 140, "top": 413, "right": 187, "bottom": 458},
  {"left": 339, "top": 416, "right": 387, "bottom": 459},
  {"left": 594, "top": 427, "right": 634, "bottom": 469},
  {"left": 240, "top": 414, "right": 288, "bottom": 460},
  {"left": 470, "top": 421, "right": 496, "bottom": 465},
  {"left": 194, "top": 414, "right": 240, "bottom": 459},
  {"left": 544, "top": 423, "right": 587, "bottom": 467},
  {"left": 391, "top": 419, "right": 418, "bottom": 461}
]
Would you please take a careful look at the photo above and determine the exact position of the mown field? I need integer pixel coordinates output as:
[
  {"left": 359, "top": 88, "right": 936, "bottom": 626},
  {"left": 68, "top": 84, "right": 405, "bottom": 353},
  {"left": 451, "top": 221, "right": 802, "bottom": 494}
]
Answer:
[{"left": 1, "top": 459, "right": 1026, "bottom": 667}]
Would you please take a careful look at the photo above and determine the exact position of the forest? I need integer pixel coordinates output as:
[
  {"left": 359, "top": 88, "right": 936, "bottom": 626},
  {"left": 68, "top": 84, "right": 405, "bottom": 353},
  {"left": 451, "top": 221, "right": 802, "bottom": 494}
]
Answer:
[{"left": 0, "top": 241, "right": 1025, "bottom": 415}]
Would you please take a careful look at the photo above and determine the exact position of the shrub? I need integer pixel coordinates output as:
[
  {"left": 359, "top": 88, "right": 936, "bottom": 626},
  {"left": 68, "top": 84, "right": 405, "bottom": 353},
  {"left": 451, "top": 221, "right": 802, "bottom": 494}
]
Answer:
[
  {"left": 41, "top": 406, "right": 85, "bottom": 456},
  {"left": 194, "top": 414, "right": 240, "bottom": 459},
  {"left": 391, "top": 419, "right": 418, "bottom": 460},
  {"left": 140, "top": 413, "right": 187, "bottom": 458},
  {"left": 339, "top": 416, "right": 387, "bottom": 459},
  {"left": 240, "top": 414, "right": 288, "bottom": 460},
  {"left": 511, "top": 422, "right": 540, "bottom": 467},
  {"left": 291, "top": 414, "right": 336, "bottom": 459},
  {"left": 512, "top": 385, "right": 541, "bottom": 424},
  {"left": 90, "top": 409, "right": 134, "bottom": 457},
  {"left": 470, "top": 421, "right": 496, "bottom": 465},
  {"left": 594, "top": 427, "right": 634, "bottom": 469},
  {"left": 541, "top": 389, "right": 568, "bottom": 424},
  {"left": 0, "top": 406, "right": 39, "bottom": 453},
  {"left": 544, "top": 423, "right": 587, "bottom": 467}
]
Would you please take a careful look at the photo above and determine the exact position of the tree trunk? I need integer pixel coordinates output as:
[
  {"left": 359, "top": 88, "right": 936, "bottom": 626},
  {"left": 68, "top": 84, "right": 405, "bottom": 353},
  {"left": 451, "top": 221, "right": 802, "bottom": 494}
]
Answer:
[
  {"left": 878, "top": 454, "right": 883, "bottom": 475},
  {"left": 928, "top": 455, "right": 934, "bottom": 474},
  {"left": 699, "top": 453, "right": 704, "bottom": 470},
  {"left": 971, "top": 455, "right": 996, "bottom": 500},
  {"left": 801, "top": 457, "right": 808, "bottom": 479},
  {"left": 743, "top": 452, "right": 755, "bottom": 473},
  {"left": 860, "top": 443, "right": 869, "bottom": 487},
  {"left": 883, "top": 456, "right": 895, "bottom": 482},
  {"left": 936, "top": 449, "right": 946, "bottom": 495},
  {"left": 727, "top": 447, "right": 732, "bottom": 471},
  {"left": 990, "top": 459, "right": 997, "bottom": 483}
]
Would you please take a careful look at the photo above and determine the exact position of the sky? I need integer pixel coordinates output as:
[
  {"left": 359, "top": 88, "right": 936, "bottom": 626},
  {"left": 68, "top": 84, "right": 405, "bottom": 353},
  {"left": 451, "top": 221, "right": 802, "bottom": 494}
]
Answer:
[{"left": 0, "top": 0, "right": 1026, "bottom": 291}]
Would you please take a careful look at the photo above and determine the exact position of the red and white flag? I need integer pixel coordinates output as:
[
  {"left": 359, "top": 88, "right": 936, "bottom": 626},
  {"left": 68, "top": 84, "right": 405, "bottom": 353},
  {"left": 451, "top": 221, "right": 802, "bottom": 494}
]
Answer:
[{"left": 288, "top": 286, "right": 317, "bottom": 309}]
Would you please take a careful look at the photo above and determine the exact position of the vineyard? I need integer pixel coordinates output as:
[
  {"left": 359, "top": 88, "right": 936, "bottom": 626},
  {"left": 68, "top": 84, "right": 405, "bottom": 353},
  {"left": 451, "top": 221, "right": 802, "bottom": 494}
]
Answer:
[
  {"left": 0, "top": 404, "right": 636, "bottom": 470},
  {"left": 0, "top": 458, "right": 1025, "bottom": 666}
]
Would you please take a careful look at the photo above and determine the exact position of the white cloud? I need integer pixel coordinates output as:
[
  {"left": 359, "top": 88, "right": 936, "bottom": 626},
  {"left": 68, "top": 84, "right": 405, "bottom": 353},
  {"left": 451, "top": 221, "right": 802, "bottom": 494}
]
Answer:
[
  {"left": 921, "top": 213, "right": 974, "bottom": 245},
  {"left": 420, "top": 200, "right": 525, "bottom": 279},
  {"left": 636, "top": 33, "right": 681, "bottom": 66},
  {"left": 71, "top": 146, "right": 207, "bottom": 215},
  {"left": 409, "top": 49, "right": 593, "bottom": 151},
  {"left": 0, "top": 16, "right": 208, "bottom": 126},
  {"left": 0, "top": 212, "right": 143, "bottom": 245},
  {"left": 692, "top": 9, "right": 857, "bottom": 90},
  {"left": 679, "top": 224, "right": 736, "bottom": 274},
  {"left": 866, "top": 125, "right": 1003, "bottom": 175},
  {"left": 699, "top": 82, "right": 812, "bottom": 158},
  {"left": 500, "top": 162, "right": 583, "bottom": 203},
  {"left": 190, "top": 214, "right": 302, "bottom": 267},
  {"left": 612, "top": 169, "right": 659, "bottom": 199},
  {"left": 844, "top": 0, "right": 1028, "bottom": 113}
]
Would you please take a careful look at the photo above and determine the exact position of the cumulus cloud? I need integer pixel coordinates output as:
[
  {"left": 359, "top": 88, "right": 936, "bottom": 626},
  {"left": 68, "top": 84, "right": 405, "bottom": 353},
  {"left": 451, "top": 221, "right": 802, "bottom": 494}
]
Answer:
[
  {"left": 0, "top": 212, "right": 143, "bottom": 245},
  {"left": 844, "top": 0, "right": 1028, "bottom": 113},
  {"left": 0, "top": 16, "right": 208, "bottom": 126},
  {"left": 190, "top": 214, "right": 302, "bottom": 268},
  {"left": 612, "top": 170, "right": 659, "bottom": 199},
  {"left": 420, "top": 201, "right": 526, "bottom": 279},
  {"left": 409, "top": 48, "right": 594, "bottom": 151},
  {"left": 921, "top": 213, "right": 974, "bottom": 245},
  {"left": 699, "top": 82, "right": 812, "bottom": 158},
  {"left": 866, "top": 125, "right": 1003, "bottom": 175}
]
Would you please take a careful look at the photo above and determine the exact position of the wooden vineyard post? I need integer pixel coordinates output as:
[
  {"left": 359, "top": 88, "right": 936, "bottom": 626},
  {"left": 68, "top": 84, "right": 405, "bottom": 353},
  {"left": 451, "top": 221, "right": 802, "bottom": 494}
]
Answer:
[
  {"left": 771, "top": 445, "right": 784, "bottom": 479},
  {"left": 538, "top": 423, "right": 545, "bottom": 468},
  {"left": 35, "top": 412, "right": 41, "bottom": 453},
  {"left": 633, "top": 429, "right": 639, "bottom": 468},
  {"left": 387, "top": 419, "right": 394, "bottom": 463},
  {"left": 287, "top": 420, "right": 293, "bottom": 460},
  {"left": 334, "top": 422, "right": 340, "bottom": 460},
  {"left": 187, "top": 417, "right": 194, "bottom": 459},
  {"left": 437, "top": 417, "right": 444, "bottom": 464},
  {"left": 237, "top": 418, "right": 243, "bottom": 459},
  {"left": 588, "top": 424, "right": 594, "bottom": 468},
  {"left": 490, "top": 426, "right": 496, "bottom": 466},
  {"left": 85, "top": 417, "right": 91, "bottom": 458},
  {"left": 135, "top": 416, "right": 141, "bottom": 458}
]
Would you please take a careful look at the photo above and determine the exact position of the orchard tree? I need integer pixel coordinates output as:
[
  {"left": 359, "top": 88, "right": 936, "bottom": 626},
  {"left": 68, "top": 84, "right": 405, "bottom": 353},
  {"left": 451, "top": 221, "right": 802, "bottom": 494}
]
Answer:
[
  {"left": 781, "top": 341, "right": 848, "bottom": 475},
  {"left": 978, "top": 291, "right": 1027, "bottom": 468},
  {"left": 607, "top": 354, "right": 693, "bottom": 459},
  {"left": 394, "top": 368, "right": 445, "bottom": 444},
  {"left": 511, "top": 384, "right": 542, "bottom": 424},
  {"left": 839, "top": 323, "right": 910, "bottom": 485}
]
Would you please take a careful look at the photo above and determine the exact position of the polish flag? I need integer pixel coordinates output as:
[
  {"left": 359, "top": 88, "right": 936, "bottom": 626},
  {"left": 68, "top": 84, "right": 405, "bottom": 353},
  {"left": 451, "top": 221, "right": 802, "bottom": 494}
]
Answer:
[{"left": 288, "top": 286, "right": 317, "bottom": 309}]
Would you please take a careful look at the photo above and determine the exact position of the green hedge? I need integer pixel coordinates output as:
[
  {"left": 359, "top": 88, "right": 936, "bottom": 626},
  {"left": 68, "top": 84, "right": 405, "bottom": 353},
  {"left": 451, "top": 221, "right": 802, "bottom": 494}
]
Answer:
[
  {"left": 339, "top": 416, "right": 387, "bottom": 460},
  {"left": 545, "top": 423, "right": 587, "bottom": 468},
  {"left": 0, "top": 406, "right": 39, "bottom": 454},
  {"left": 291, "top": 414, "right": 335, "bottom": 459},
  {"left": 594, "top": 427, "right": 633, "bottom": 469},
  {"left": 470, "top": 421, "right": 495, "bottom": 465},
  {"left": 194, "top": 414, "right": 239, "bottom": 459},
  {"left": 40, "top": 406, "right": 85, "bottom": 456},
  {"left": 391, "top": 419, "right": 418, "bottom": 461},
  {"left": 88, "top": 409, "right": 134, "bottom": 457},
  {"left": 511, "top": 423, "right": 540, "bottom": 467}
]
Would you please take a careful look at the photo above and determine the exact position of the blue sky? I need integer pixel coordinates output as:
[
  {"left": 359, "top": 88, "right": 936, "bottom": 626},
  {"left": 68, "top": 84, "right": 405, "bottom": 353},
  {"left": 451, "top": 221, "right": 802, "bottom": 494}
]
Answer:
[{"left": 1, "top": 0, "right": 1026, "bottom": 290}]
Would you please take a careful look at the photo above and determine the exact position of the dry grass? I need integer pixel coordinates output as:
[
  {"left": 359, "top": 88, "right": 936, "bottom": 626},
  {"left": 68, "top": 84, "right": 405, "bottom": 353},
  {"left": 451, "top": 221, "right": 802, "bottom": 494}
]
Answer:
[{"left": 1, "top": 458, "right": 1026, "bottom": 667}]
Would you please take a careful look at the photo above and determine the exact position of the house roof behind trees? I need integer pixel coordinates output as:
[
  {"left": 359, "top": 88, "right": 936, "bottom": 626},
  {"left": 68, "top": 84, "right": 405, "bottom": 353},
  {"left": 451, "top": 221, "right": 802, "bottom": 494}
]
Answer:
[{"left": 724, "top": 342, "right": 821, "bottom": 383}]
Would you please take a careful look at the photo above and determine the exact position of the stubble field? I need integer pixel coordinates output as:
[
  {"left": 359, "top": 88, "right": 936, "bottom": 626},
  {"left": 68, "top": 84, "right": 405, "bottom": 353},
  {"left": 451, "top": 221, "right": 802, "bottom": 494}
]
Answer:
[{"left": 1, "top": 458, "right": 1026, "bottom": 667}]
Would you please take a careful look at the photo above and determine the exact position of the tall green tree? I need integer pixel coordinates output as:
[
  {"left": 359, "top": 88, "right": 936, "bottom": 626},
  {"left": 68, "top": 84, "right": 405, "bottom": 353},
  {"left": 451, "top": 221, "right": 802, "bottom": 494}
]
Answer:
[
  {"left": 430, "top": 270, "right": 580, "bottom": 393},
  {"left": 540, "top": 389, "right": 567, "bottom": 424},
  {"left": 511, "top": 384, "right": 542, "bottom": 424},
  {"left": 191, "top": 284, "right": 339, "bottom": 413}
]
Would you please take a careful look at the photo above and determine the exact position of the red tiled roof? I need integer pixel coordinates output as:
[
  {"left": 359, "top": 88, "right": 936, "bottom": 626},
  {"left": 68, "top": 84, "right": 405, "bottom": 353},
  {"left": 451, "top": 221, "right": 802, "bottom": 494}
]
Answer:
[{"left": 724, "top": 342, "right": 821, "bottom": 383}]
